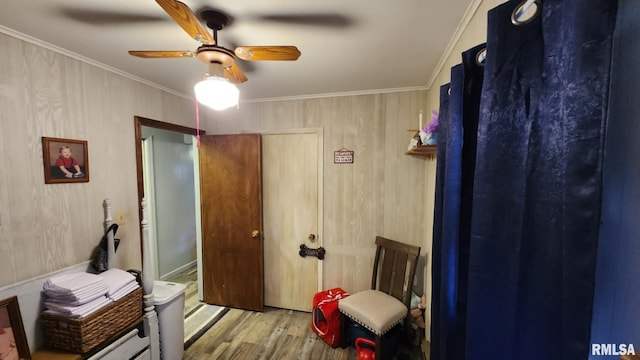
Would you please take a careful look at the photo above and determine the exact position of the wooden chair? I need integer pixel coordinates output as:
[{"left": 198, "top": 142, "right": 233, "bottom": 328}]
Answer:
[{"left": 339, "top": 236, "right": 421, "bottom": 359}]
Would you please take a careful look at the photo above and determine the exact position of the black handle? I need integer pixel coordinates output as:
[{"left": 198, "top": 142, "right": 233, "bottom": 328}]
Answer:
[{"left": 299, "top": 244, "right": 325, "bottom": 260}]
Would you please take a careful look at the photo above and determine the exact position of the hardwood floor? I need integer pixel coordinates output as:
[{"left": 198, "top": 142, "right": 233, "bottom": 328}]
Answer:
[
  {"left": 167, "top": 265, "right": 426, "bottom": 359},
  {"left": 184, "top": 306, "right": 359, "bottom": 360}
]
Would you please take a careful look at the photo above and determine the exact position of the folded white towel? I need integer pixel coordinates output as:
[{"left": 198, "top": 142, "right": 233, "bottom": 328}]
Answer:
[
  {"left": 43, "top": 273, "right": 109, "bottom": 306},
  {"left": 46, "top": 280, "right": 109, "bottom": 297},
  {"left": 43, "top": 272, "right": 106, "bottom": 292},
  {"left": 97, "top": 269, "right": 137, "bottom": 297},
  {"left": 44, "top": 290, "right": 107, "bottom": 307},
  {"left": 44, "top": 295, "right": 112, "bottom": 318},
  {"left": 109, "top": 282, "right": 140, "bottom": 302}
]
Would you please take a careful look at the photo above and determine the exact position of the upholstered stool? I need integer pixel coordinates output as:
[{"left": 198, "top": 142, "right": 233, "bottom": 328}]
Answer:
[{"left": 338, "top": 289, "right": 407, "bottom": 336}]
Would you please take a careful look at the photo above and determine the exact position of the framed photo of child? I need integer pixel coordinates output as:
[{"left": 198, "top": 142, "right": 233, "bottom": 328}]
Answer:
[
  {"left": 0, "top": 296, "right": 31, "bottom": 360},
  {"left": 42, "top": 137, "right": 90, "bottom": 184}
]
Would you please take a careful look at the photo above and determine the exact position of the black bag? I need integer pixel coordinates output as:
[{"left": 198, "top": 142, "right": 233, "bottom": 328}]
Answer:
[{"left": 90, "top": 223, "right": 120, "bottom": 273}]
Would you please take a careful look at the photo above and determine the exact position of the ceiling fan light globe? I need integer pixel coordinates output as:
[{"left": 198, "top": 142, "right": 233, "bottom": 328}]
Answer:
[{"left": 194, "top": 76, "right": 239, "bottom": 111}]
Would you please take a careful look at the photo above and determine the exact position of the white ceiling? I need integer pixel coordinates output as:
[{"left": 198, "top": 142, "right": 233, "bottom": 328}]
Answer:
[{"left": 0, "top": 0, "right": 471, "bottom": 102}]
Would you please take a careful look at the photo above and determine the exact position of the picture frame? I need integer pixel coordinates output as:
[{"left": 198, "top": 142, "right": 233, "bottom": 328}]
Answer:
[
  {"left": 0, "top": 296, "right": 31, "bottom": 360},
  {"left": 42, "top": 137, "right": 90, "bottom": 184}
]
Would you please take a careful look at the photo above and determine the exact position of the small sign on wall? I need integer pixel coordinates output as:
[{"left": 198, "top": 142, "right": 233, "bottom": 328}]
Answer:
[{"left": 334, "top": 148, "right": 354, "bottom": 164}]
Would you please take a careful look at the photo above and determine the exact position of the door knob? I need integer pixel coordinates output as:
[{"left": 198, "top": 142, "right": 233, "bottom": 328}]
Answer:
[
  {"left": 308, "top": 233, "right": 316, "bottom": 242},
  {"left": 252, "top": 230, "right": 260, "bottom": 238}
]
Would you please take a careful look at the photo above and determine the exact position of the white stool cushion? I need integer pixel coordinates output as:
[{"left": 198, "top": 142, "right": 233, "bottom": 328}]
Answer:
[{"left": 338, "top": 289, "right": 407, "bottom": 336}]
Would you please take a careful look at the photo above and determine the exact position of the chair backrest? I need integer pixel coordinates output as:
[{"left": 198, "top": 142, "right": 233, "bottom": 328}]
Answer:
[{"left": 371, "top": 236, "right": 421, "bottom": 310}]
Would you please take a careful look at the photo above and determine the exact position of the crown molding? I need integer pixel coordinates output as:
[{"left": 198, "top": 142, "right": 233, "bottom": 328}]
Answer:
[{"left": 426, "top": 0, "right": 485, "bottom": 90}]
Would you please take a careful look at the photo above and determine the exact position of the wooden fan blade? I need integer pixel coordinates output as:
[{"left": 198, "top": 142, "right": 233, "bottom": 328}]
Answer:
[
  {"left": 255, "top": 14, "right": 352, "bottom": 28},
  {"left": 128, "top": 50, "right": 195, "bottom": 58},
  {"left": 234, "top": 46, "right": 301, "bottom": 61},
  {"left": 60, "top": 8, "right": 167, "bottom": 25},
  {"left": 156, "top": 0, "right": 215, "bottom": 44},
  {"left": 225, "top": 63, "right": 248, "bottom": 84}
]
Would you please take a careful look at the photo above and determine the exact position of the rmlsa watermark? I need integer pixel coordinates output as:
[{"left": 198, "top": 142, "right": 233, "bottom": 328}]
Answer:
[{"left": 591, "top": 343, "right": 636, "bottom": 356}]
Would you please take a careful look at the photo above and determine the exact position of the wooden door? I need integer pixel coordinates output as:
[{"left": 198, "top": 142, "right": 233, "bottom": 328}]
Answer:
[
  {"left": 262, "top": 132, "right": 321, "bottom": 312},
  {"left": 199, "top": 134, "right": 263, "bottom": 311}
]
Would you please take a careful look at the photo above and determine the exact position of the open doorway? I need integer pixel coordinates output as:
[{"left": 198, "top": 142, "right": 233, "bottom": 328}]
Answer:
[
  {"left": 134, "top": 116, "right": 204, "bottom": 301},
  {"left": 134, "top": 117, "right": 325, "bottom": 313}
]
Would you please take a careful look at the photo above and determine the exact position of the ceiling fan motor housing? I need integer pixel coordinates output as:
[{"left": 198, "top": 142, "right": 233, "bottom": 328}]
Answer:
[{"left": 196, "top": 45, "right": 235, "bottom": 68}]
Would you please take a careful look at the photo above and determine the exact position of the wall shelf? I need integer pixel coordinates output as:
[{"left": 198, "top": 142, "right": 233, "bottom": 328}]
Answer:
[{"left": 406, "top": 145, "right": 437, "bottom": 159}]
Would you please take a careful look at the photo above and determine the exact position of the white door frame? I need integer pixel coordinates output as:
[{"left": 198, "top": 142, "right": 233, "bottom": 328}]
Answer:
[
  {"left": 192, "top": 140, "right": 204, "bottom": 301},
  {"left": 141, "top": 135, "right": 160, "bottom": 280}
]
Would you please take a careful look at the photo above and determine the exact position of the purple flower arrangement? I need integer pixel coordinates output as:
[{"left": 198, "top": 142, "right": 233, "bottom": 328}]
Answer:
[{"left": 421, "top": 110, "right": 439, "bottom": 145}]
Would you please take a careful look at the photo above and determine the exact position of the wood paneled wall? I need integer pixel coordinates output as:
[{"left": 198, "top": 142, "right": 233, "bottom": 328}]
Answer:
[
  {"left": 0, "top": 31, "right": 195, "bottom": 287},
  {"left": 201, "top": 93, "right": 437, "bottom": 298}
]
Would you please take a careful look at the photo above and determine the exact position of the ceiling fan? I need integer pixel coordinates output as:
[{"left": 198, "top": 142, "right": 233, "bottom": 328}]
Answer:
[{"left": 128, "top": 0, "right": 302, "bottom": 84}]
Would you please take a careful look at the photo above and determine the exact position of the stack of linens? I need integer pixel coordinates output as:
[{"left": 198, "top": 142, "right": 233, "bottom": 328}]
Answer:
[
  {"left": 43, "top": 269, "right": 139, "bottom": 318},
  {"left": 98, "top": 268, "right": 140, "bottom": 301}
]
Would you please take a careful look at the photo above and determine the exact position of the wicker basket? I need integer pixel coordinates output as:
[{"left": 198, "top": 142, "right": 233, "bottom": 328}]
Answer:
[{"left": 40, "top": 287, "right": 143, "bottom": 354}]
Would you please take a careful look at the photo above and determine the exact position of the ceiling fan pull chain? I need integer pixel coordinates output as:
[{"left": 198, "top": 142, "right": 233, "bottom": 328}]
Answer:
[{"left": 195, "top": 98, "right": 201, "bottom": 148}]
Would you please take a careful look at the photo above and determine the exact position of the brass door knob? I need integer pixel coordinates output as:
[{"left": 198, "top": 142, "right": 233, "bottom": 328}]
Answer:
[{"left": 252, "top": 230, "right": 260, "bottom": 238}]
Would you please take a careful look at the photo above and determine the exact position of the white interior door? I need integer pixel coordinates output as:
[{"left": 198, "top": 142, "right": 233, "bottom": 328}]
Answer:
[{"left": 262, "top": 129, "right": 323, "bottom": 312}]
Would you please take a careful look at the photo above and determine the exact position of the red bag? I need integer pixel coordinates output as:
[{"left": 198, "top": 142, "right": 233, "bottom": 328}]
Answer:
[{"left": 311, "top": 288, "right": 349, "bottom": 348}]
